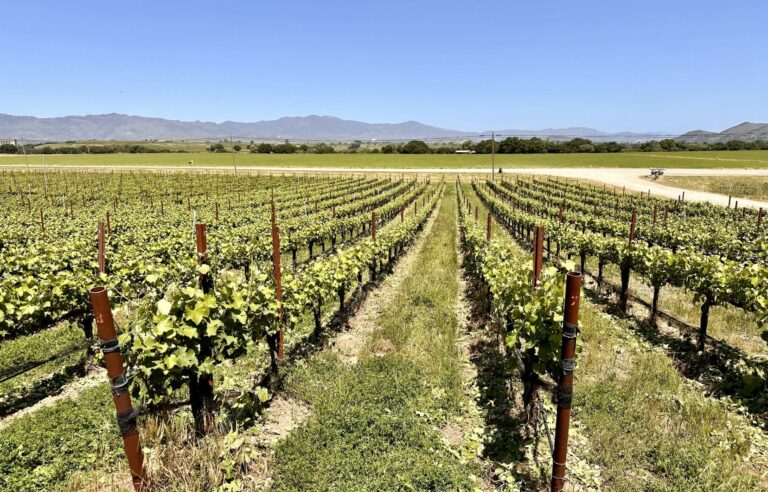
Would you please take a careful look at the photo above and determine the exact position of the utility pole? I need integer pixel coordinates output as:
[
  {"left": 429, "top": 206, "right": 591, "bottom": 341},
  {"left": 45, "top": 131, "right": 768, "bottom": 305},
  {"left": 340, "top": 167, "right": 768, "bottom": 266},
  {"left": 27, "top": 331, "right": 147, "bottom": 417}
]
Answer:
[
  {"left": 230, "top": 135, "right": 237, "bottom": 175},
  {"left": 491, "top": 131, "right": 496, "bottom": 179},
  {"left": 21, "top": 137, "right": 30, "bottom": 172}
]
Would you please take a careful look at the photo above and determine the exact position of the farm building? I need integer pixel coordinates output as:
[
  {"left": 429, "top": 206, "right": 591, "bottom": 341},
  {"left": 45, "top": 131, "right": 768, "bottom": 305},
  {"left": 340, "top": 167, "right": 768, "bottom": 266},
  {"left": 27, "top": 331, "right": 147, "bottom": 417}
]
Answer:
[{"left": 0, "top": 138, "right": 17, "bottom": 146}]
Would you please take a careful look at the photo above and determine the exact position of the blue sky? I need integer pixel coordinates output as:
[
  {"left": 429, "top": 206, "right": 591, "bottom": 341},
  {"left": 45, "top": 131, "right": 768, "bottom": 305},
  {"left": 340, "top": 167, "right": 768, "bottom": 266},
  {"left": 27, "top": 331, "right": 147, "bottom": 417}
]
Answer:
[{"left": 1, "top": 0, "right": 766, "bottom": 133}]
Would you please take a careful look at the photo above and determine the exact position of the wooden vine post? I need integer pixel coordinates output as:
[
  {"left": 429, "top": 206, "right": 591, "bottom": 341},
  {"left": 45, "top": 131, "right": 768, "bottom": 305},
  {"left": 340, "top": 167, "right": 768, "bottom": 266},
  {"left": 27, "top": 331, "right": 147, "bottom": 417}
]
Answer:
[
  {"left": 270, "top": 196, "right": 285, "bottom": 369},
  {"left": 550, "top": 272, "right": 582, "bottom": 492},
  {"left": 97, "top": 221, "right": 106, "bottom": 274},
  {"left": 191, "top": 224, "right": 214, "bottom": 436},
  {"left": 88, "top": 287, "right": 145, "bottom": 491},
  {"left": 532, "top": 226, "right": 544, "bottom": 290},
  {"left": 371, "top": 212, "right": 377, "bottom": 240},
  {"left": 486, "top": 213, "right": 492, "bottom": 241}
]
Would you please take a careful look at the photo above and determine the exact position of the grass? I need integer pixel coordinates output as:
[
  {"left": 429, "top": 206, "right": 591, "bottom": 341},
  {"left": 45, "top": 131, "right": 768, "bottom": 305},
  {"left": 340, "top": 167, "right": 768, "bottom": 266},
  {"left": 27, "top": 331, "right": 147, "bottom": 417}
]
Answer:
[
  {"left": 272, "top": 186, "right": 479, "bottom": 490},
  {"left": 656, "top": 175, "right": 768, "bottom": 200},
  {"left": 0, "top": 384, "right": 124, "bottom": 492},
  {"left": 3, "top": 150, "right": 768, "bottom": 169},
  {"left": 0, "top": 322, "right": 89, "bottom": 415},
  {"left": 576, "top": 306, "right": 768, "bottom": 491},
  {"left": 462, "top": 182, "right": 768, "bottom": 490}
]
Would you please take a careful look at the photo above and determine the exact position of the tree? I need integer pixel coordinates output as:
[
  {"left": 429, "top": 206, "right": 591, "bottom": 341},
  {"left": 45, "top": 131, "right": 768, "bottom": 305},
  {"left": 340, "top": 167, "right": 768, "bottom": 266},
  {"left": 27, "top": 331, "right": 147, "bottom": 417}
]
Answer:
[
  {"left": 726, "top": 140, "right": 747, "bottom": 151},
  {"left": 208, "top": 143, "right": 225, "bottom": 152},
  {"left": 272, "top": 143, "right": 297, "bottom": 154},
  {"left": 381, "top": 144, "right": 397, "bottom": 154},
  {"left": 473, "top": 139, "right": 493, "bottom": 154},
  {"left": 659, "top": 139, "right": 678, "bottom": 151},
  {"left": 399, "top": 140, "right": 431, "bottom": 154},
  {"left": 348, "top": 140, "right": 362, "bottom": 151},
  {"left": 313, "top": 143, "right": 335, "bottom": 154},
  {"left": 256, "top": 143, "right": 274, "bottom": 153},
  {"left": 0, "top": 144, "right": 18, "bottom": 154},
  {"left": 233, "top": 145, "right": 242, "bottom": 152}
]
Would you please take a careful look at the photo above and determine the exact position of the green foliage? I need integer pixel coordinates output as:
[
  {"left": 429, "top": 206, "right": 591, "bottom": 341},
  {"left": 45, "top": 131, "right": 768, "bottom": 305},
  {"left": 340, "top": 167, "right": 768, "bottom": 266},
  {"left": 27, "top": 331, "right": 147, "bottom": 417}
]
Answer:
[
  {"left": 399, "top": 139, "right": 431, "bottom": 154},
  {"left": 0, "top": 385, "right": 123, "bottom": 492},
  {"left": 273, "top": 356, "right": 474, "bottom": 491},
  {"left": 0, "top": 322, "right": 88, "bottom": 415},
  {"left": 479, "top": 179, "right": 768, "bottom": 324},
  {"left": 458, "top": 191, "right": 569, "bottom": 380},
  {"left": 123, "top": 267, "right": 280, "bottom": 402},
  {"left": 576, "top": 306, "right": 767, "bottom": 490}
]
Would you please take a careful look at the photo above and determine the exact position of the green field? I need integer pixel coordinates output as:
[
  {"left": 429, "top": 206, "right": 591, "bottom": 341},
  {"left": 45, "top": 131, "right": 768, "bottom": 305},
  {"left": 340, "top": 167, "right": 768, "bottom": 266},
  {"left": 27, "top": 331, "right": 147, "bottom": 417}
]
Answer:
[
  {"left": 3, "top": 150, "right": 768, "bottom": 169},
  {"left": 656, "top": 175, "right": 768, "bottom": 200}
]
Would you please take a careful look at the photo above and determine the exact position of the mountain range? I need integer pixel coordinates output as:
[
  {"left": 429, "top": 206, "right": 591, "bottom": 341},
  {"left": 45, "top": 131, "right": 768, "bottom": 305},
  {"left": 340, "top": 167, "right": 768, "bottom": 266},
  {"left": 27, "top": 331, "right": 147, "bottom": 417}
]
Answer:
[
  {"left": 0, "top": 113, "right": 662, "bottom": 143},
  {"left": 676, "top": 122, "right": 768, "bottom": 143}
]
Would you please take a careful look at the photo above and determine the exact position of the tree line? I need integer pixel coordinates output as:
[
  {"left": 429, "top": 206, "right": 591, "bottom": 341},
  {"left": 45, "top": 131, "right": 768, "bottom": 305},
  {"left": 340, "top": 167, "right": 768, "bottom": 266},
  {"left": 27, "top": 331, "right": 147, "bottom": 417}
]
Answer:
[{"left": 2, "top": 137, "right": 767, "bottom": 156}]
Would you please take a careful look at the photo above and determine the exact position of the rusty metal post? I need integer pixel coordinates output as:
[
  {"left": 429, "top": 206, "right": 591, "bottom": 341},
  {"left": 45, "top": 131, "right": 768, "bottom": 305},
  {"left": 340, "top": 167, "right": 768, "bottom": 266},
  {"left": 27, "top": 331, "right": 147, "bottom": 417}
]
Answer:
[
  {"left": 559, "top": 203, "right": 564, "bottom": 223},
  {"left": 89, "top": 287, "right": 145, "bottom": 491},
  {"left": 215, "top": 202, "right": 219, "bottom": 221},
  {"left": 98, "top": 222, "right": 106, "bottom": 274},
  {"left": 160, "top": 201, "right": 164, "bottom": 215},
  {"left": 550, "top": 272, "right": 581, "bottom": 492},
  {"left": 474, "top": 206, "right": 478, "bottom": 222},
  {"left": 486, "top": 213, "right": 492, "bottom": 241},
  {"left": 40, "top": 208, "right": 45, "bottom": 234},
  {"left": 106, "top": 211, "right": 112, "bottom": 235},
  {"left": 652, "top": 204, "right": 658, "bottom": 226},
  {"left": 332, "top": 205, "right": 336, "bottom": 218},
  {"left": 414, "top": 200, "right": 417, "bottom": 214},
  {"left": 532, "top": 226, "right": 544, "bottom": 290},
  {"left": 401, "top": 206, "right": 404, "bottom": 223},
  {"left": 759, "top": 208, "right": 764, "bottom": 231},
  {"left": 195, "top": 224, "right": 213, "bottom": 292},
  {"left": 727, "top": 195, "right": 732, "bottom": 208}
]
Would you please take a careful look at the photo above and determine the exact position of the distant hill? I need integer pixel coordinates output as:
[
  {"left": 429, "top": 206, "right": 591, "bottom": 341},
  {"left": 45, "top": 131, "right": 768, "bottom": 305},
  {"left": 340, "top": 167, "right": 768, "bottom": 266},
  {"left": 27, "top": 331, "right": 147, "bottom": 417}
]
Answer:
[
  {"left": 0, "top": 112, "right": 665, "bottom": 143},
  {"left": 0, "top": 113, "right": 467, "bottom": 142},
  {"left": 677, "top": 122, "right": 768, "bottom": 143},
  {"left": 489, "top": 127, "right": 660, "bottom": 143}
]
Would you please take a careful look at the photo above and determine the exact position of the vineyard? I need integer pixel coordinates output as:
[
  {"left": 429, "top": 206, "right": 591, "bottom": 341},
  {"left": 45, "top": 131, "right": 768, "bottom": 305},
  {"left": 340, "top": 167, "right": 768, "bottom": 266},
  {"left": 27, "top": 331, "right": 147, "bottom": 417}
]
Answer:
[{"left": 0, "top": 170, "right": 766, "bottom": 491}]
